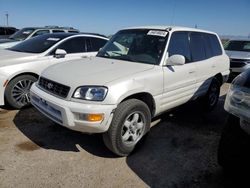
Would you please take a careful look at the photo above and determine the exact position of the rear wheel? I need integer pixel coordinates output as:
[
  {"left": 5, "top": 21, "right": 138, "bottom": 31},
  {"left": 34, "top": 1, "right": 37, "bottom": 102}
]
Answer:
[
  {"left": 103, "top": 99, "right": 151, "bottom": 156},
  {"left": 203, "top": 78, "right": 220, "bottom": 111},
  {"left": 5, "top": 75, "right": 37, "bottom": 109}
]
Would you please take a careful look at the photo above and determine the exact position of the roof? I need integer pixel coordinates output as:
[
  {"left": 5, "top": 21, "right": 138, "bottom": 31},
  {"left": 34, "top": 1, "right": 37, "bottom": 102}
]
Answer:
[
  {"left": 37, "top": 32, "right": 108, "bottom": 39},
  {"left": 123, "top": 25, "right": 217, "bottom": 35},
  {"left": 21, "top": 26, "right": 79, "bottom": 31}
]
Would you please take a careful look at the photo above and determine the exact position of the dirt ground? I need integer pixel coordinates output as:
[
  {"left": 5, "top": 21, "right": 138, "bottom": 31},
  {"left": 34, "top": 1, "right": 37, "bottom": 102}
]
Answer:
[{"left": 0, "top": 84, "right": 236, "bottom": 188}]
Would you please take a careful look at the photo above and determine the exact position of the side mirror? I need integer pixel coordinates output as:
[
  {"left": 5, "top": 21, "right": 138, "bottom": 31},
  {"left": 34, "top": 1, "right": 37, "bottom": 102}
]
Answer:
[
  {"left": 166, "top": 55, "right": 185, "bottom": 66},
  {"left": 54, "top": 49, "right": 67, "bottom": 58}
]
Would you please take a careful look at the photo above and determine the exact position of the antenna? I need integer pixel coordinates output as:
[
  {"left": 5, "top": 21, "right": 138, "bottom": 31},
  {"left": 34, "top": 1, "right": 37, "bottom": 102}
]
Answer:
[{"left": 5, "top": 11, "right": 9, "bottom": 26}]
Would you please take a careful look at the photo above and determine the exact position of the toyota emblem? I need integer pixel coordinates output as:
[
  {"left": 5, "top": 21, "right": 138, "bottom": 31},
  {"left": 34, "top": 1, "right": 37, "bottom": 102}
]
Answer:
[{"left": 47, "top": 83, "right": 54, "bottom": 89}]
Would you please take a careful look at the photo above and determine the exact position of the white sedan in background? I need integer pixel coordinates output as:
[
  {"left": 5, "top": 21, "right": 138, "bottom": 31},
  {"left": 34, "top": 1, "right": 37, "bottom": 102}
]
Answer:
[{"left": 0, "top": 33, "right": 108, "bottom": 108}]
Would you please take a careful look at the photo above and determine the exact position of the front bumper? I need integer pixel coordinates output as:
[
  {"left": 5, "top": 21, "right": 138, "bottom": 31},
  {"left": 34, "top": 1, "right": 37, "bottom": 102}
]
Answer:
[
  {"left": 231, "top": 64, "right": 250, "bottom": 73},
  {"left": 0, "top": 74, "right": 6, "bottom": 106},
  {"left": 30, "top": 84, "right": 116, "bottom": 133}
]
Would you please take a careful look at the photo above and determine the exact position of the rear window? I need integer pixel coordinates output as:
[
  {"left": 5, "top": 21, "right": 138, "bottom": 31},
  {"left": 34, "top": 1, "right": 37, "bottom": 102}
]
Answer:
[
  {"left": 207, "top": 34, "right": 222, "bottom": 56},
  {"left": 190, "top": 32, "right": 206, "bottom": 62}
]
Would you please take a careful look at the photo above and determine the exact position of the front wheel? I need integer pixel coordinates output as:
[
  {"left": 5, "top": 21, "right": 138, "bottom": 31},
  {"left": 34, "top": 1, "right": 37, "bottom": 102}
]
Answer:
[
  {"left": 4, "top": 75, "right": 37, "bottom": 109},
  {"left": 103, "top": 99, "right": 151, "bottom": 156}
]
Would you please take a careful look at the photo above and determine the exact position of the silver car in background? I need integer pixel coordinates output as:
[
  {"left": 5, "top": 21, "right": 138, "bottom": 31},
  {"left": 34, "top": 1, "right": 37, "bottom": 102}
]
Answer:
[{"left": 225, "top": 39, "right": 250, "bottom": 74}]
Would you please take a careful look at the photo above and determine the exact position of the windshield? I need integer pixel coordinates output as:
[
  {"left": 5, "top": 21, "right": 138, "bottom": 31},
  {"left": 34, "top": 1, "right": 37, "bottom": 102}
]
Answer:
[
  {"left": 97, "top": 29, "right": 168, "bottom": 65},
  {"left": 8, "top": 34, "right": 65, "bottom": 53},
  {"left": 224, "top": 40, "right": 250, "bottom": 52},
  {"left": 9, "top": 28, "right": 35, "bottom": 41}
]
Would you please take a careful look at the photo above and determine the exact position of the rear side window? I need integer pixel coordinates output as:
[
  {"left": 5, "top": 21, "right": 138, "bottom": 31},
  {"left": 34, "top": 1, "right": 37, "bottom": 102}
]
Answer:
[
  {"left": 207, "top": 34, "right": 222, "bottom": 56},
  {"left": 190, "top": 32, "right": 206, "bottom": 62},
  {"left": 56, "top": 37, "right": 86, "bottom": 53},
  {"left": 52, "top": 30, "right": 65, "bottom": 33},
  {"left": 32, "top": 30, "right": 50, "bottom": 37},
  {"left": 91, "top": 38, "right": 107, "bottom": 51},
  {"left": 0, "top": 28, "right": 5, "bottom": 35},
  {"left": 85, "top": 37, "right": 107, "bottom": 52},
  {"left": 168, "top": 31, "right": 191, "bottom": 62}
]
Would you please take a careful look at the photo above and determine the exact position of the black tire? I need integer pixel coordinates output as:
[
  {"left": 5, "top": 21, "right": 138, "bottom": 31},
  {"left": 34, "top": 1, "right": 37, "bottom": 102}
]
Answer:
[
  {"left": 202, "top": 78, "right": 220, "bottom": 111},
  {"left": 103, "top": 99, "right": 151, "bottom": 156},
  {"left": 5, "top": 75, "right": 37, "bottom": 109},
  {"left": 218, "top": 115, "right": 250, "bottom": 172}
]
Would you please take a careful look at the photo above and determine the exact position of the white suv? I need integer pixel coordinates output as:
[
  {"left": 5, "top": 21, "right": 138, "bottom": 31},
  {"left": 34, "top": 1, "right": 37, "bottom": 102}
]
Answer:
[{"left": 30, "top": 26, "right": 230, "bottom": 156}]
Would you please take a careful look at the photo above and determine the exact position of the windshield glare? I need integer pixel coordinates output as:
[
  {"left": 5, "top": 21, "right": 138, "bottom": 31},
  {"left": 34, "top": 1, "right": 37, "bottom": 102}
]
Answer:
[
  {"left": 97, "top": 29, "right": 168, "bottom": 65},
  {"left": 9, "top": 28, "right": 35, "bottom": 41},
  {"left": 225, "top": 40, "right": 250, "bottom": 52},
  {"left": 8, "top": 34, "right": 64, "bottom": 53}
]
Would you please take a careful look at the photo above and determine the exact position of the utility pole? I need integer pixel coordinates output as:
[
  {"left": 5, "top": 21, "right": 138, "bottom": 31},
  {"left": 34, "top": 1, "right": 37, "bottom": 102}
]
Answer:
[{"left": 5, "top": 11, "right": 9, "bottom": 26}]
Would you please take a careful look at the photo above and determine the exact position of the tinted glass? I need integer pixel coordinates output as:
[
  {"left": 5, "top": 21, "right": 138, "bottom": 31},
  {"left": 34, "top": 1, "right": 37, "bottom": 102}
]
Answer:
[
  {"left": 52, "top": 30, "right": 65, "bottom": 33},
  {"left": 90, "top": 37, "right": 107, "bottom": 51},
  {"left": 190, "top": 32, "right": 206, "bottom": 61},
  {"left": 9, "top": 34, "right": 66, "bottom": 53},
  {"left": 203, "top": 33, "right": 213, "bottom": 58},
  {"left": 9, "top": 28, "right": 35, "bottom": 40},
  {"left": 32, "top": 30, "right": 50, "bottom": 37},
  {"left": 97, "top": 29, "right": 168, "bottom": 65},
  {"left": 208, "top": 34, "right": 222, "bottom": 55},
  {"left": 168, "top": 31, "right": 191, "bottom": 62},
  {"left": 56, "top": 37, "right": 86, "bottom": 53},
  {"left": 0, "top": 28, "right": 5, "bottom": 35},
  {"left": 224, "top": 40, "right": 250, "bottom": 52}
]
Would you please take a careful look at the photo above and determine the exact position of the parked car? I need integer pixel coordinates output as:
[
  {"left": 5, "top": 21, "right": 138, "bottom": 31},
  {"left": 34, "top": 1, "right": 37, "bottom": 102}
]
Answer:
[
  {"left": 30, "top": 26, "right": 230, "bottom": 156},
  {"left": 0, "top": 26, "right": 18, "bottom": 39},
  {"left": 224, "top": 39, "right": 250, "bottom": 75},
  {"left": 0, "top": 26, "right": 79, "bottom": 49},
  {"left": 218, "top": 69, "right": 250, "bottom": 172},
  {"left": 0, "top": 33, "right": 108, "bottom": 109}
]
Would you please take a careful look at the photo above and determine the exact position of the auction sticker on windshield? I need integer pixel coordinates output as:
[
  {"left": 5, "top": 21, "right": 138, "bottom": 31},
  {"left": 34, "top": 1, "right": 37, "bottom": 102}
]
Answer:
[{"left": 147, "top": 30, "right": 168, "bottom": 37}]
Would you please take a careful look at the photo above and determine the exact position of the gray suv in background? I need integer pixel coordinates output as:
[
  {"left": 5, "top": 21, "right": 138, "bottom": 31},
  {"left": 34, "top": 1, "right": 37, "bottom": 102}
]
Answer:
[
  {"left": 0, "top": 26, "right": 79, "bottom": 49},
  {"left": 225, "top": 39, "right": 250, "bottom": 74}
]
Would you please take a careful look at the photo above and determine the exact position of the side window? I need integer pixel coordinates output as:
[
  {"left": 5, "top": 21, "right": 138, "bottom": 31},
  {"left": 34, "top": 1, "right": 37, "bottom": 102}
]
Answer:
[
  {"left": 32, "top": 30, "right": 50, "bottom": 37},
  {"left": 56, "top": 37, "right": 86, "bottom": 54},
  {"left": 90, "top": 37, "right": 107, "bottom": 52},
  {"left": 203, "top": 33, "right": 213, "bottom": 59},
  {"left": 0, "top": 28, "right": 5, "bottom": 35},
  {"left": 52, "top": 30, "right": 65, "bottom": 33},
  {"left": 168, "top": 31, "right": 191, "bottom": 63},
  {"left": 208, "top": 34, "right": 222, "bottom": 56},
  {"left": 190, "top": 32, "right": 206, "bottom": 62}
]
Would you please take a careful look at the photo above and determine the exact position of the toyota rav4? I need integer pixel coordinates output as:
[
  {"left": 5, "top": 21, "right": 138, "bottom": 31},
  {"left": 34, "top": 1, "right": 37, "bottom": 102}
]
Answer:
[{"left": 30, "top": 26, "right": 230, "bottom": 156}]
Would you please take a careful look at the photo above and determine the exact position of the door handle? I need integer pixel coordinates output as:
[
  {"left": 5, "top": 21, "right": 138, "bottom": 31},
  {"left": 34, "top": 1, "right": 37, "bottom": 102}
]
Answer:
[
  {"left": 211, "top": 65, "right": 216, "bottom": 68},
  {"left": 189, "top": 71, "right": 195, "bottom": 74}
]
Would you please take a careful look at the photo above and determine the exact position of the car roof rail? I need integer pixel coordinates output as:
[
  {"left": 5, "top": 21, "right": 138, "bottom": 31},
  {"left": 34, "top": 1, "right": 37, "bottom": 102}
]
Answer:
[{"left": 79, "top": 32, "right": 107, "bottom": 38}]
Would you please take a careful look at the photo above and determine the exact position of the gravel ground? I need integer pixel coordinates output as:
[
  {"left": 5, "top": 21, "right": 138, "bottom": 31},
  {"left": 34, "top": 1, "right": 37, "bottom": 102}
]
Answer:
[{"left": 0, "top": 84, "right": 234, "bottom": 188}]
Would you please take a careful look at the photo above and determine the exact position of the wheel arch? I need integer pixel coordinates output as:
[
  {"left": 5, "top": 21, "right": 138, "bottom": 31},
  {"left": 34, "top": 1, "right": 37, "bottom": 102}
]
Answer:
[{"left": 120, "top": 92, "right": 156, "bottom": 117}]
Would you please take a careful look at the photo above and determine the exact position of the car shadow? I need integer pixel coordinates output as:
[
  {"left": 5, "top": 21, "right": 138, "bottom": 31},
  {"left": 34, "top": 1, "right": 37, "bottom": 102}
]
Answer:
[
  {"left": 13, "top": 107, "right": 117, "bottom": 158},
  {"left": 125, "top": 95, "right": 236, "bottom": 187}
]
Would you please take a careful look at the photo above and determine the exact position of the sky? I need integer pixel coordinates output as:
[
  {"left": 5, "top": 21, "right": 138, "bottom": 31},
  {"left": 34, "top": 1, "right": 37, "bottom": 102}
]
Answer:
[{"left": 0, "top": 0, "right": 249, "bottom": 37}]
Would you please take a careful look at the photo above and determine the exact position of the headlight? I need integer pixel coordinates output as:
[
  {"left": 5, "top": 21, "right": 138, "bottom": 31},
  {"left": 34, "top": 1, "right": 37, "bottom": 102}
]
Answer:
[
  {"left": 72, "top": 86, "right": 108, "bottom": 101},
  {"left": 224, "top": 69, "right": 250, "bottom": 121}
]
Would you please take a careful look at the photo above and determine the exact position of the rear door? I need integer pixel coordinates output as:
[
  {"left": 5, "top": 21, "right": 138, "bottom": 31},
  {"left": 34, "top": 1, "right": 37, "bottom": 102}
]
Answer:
[{"left": 161, "top": 31, "right": 198, "bottom": 111}]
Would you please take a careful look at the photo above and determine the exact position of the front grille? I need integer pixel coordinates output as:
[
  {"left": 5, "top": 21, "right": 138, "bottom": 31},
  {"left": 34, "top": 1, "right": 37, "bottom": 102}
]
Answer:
[
  {"left": 230, "top": 59, "right": 248, "bottom": 68},
  {"left": 38, "top": 77, "right": 70, "bottom": 98}
]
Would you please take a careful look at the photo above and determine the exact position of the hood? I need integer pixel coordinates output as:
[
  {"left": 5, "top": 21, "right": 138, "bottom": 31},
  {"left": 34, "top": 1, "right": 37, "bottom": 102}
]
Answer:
[
  {"left": 42, "top": 57, "right": 155, "bottom": 88},
  {"left": 0, "top": 49, "right": 38, "bottom": 67},
  {"left": 0, "top": 38, "right": 16, "bottom": 44},
  {"left": 226, "top": 50, "right": 250, "bottom": 60},
  {"left": 0, "top": 41, "right": 21, "bottom": 49}
]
